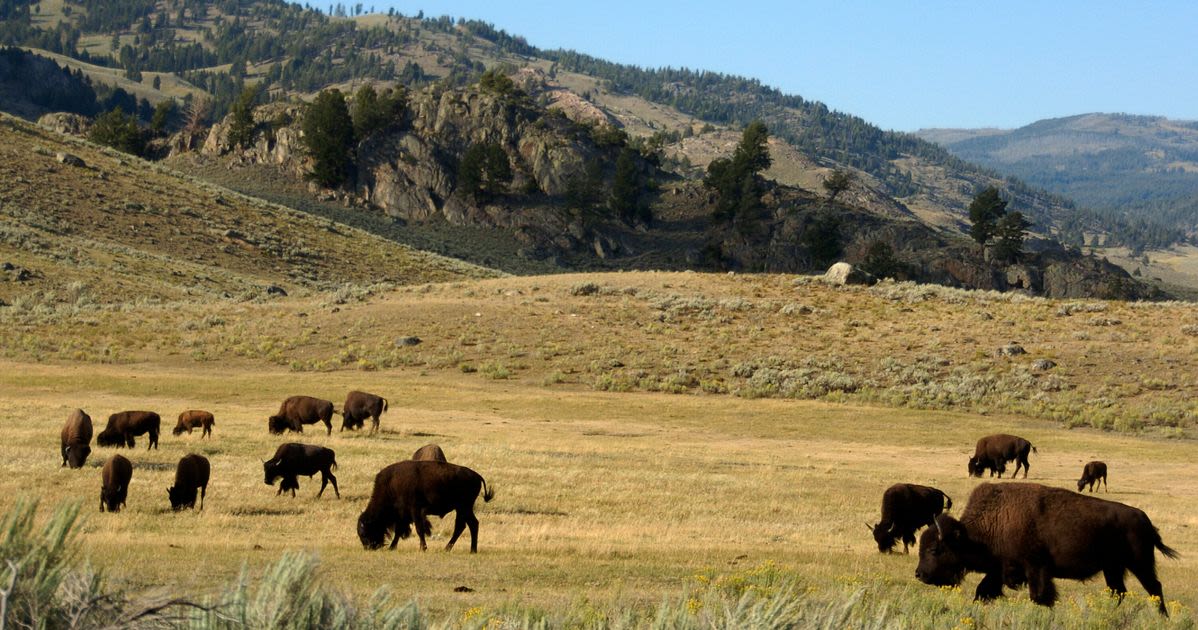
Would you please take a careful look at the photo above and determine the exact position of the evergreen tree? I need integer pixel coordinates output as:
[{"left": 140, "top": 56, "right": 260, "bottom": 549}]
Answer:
[
  {"left": 992, "top": 211, "right": 1031, "bottom": 263},
  {"left": 227, "top": 85, "right": 259, "bottom": 149},
  {"left": 89, "top": 107, "right": 144, "bottom": 156},
  {"left": 301, "top": 89, "right": 354, "bottom": 187},
  {"left": 858, "top": 241, "right": 905, "bottom": 279},
  {"left": 150, "top": 99, "right": 175, "bottom": 136},
  {"left": 822, "top": 168, "right": 854, "bottom": 202},
  {"left": 968, "top": 186, "right": 1008, "bottom": 246},
  {"left": 802, "top": 212, "right": 842, "bottom": 268},
  {"left": 351, "top": 83, "right": 406, "bottom": 140},
  {"left": 705, "top": 120, "right": 771, "bottom": 224},
  {"left": 457, "top": 141, "right": 511, "bottom": 202},
  {"left": 609, "top": 147, "right": 649, "bottom": 224}
]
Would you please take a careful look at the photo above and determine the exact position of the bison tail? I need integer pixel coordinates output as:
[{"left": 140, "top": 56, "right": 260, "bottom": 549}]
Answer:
[
  {"left": 1031, "top": 445, "right": 1038, "bottom": 454},
  {"left": 482, "top": 479, "right": 496, "bottom": 503},
  {"left": 944, "top": 493, "right": 953, "bottom": 511},
  {"left": 383, "top": 398, "right": 389, "bottom": 412},
  {"left": 330, "top": 456, "right": 338, "bottom": 472},
  {"left": 1157, "top": 539, "right": 1181, "bottom": 560}
]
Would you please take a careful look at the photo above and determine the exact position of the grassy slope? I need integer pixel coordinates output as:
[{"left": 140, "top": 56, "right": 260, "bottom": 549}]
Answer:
[{"left": 0, "top": 114, "right": 498, "bottom": 306}]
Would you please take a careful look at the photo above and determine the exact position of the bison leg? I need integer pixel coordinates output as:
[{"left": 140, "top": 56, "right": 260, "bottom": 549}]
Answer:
[
  {"left": 1128, "top": 564, "right": 1168, "bottom": 616},
  {"left": 1026, "top": 566, "right": 1057, "bottom": 607},
  {"left": 370, "top": 415, "right": 380, "bottom": 435},
  {"left": 1103, "top": 567, "right": 1128, "bottom": 602},
  {"left": 199, "top": 484, "right": 206, "bottom": 511},
  {"left": 446, "top": 512, "right": 467, "bottom": 551},
  {"left": 276, "top": 485, "right": 283, "bottom": 496},
  {"left": 323, "top": 470, "right": 339, "bottom": 499},
  {"left": 323, "top": 418, "right": 332, "bottom": 436},
  {"left": 974, "top": 572, "right": 1005, "bottom": 602},
  {"left": 414, "top": 509, "right": 429, "bottom": 551}
]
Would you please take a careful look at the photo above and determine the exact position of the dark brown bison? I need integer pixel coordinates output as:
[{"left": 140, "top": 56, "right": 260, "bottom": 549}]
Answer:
[
  {"left": 268, "top": 396, "right": 334, "bottom": 436},
  {"left": 411, "top": 443, "right": 447, "bottom": 462},
  {"left": 96, "top": 411, "right": 160, "bottom": 450},
  {"left": 916, "top": 483, "right": 1178, "bottom": 616},
  {"left": 357, "top": 460, "right": 495, "bottom": 553},
  {"left": 60, "top": 409, "right": 93, "bottom": 469},
  {"left": 100, "top": 454, "right": 133, "bottom": 513},
  {"left": 341, "top": 390, "right": 388, "bottom": 434},
  {"left": 173, "top": 410, "right": 215, "bottom": 438},
  {"left": 1078, "top": 461, "right": 1108, "bottom": 493},
  {"left": 168, "top": 454, "right": 210, "bottom": 511},
  {"left": 870, "top": 483, "right": 952, "bottom": 553},
  {"left": 263, "top": 443, "right": 339, "bottom": 498},
  {"left": 967, "top": 434, "right": 1036, "bottom": 478}
]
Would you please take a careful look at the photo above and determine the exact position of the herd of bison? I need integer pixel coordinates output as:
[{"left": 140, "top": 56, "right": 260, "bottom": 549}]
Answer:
[
  {"left": 59, "top": 391, "right": 495, "bottom": 554},
  {"left": 58, "top": 392, "right": 1179, "bottom": 615}
]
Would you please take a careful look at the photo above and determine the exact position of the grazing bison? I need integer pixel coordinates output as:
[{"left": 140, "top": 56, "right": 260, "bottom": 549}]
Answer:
[
  {"left": 341, "top": 390, "right": 388, "bottom": 434},
  {"left": 100, "top": 454, "right": 133, "bottom": 513},
  {"left": 916, "top": 483, "right": 1178, "bottom": 616},
  {"left": 357, "top": 460, "right": 495, "bottom": 553},
  {"left": 96, "top": 411, "right": 160, "bottom": 450},
  {"left": 870, "top": 483, "right": 952, "bottom": 553},
  {"left": 411, "top": 443, "right": 447, "bottom": 462},
  {"left": 1078, "top": 461, "right": 1108, "bottom": 493},
  {"left": 967, "top": 434, "right": 1036, "bottom": 478},
  {"left": 167, "top": 454, "right": 210, "bottom": 511},
  {"left": 173, "top": 410, "right": 215, "bottom": 438},
  {"left": 60, "top": 409, "right": 93, "bottom": 469},
  {"left": 263, "top": 443, "right": 339, "bottom": 498},
  {"left": 268, "top": 396, "right": 334, "bottom": 436}
]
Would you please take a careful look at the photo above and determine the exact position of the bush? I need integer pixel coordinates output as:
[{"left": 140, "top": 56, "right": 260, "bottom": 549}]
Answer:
[{"left": 89, "top": 107, "right": 144, "bottom": 156}]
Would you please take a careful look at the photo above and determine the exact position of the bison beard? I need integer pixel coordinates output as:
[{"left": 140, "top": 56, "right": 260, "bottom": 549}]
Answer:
[{"left": 915, "top": 483, "right": 1178, "bottom": 616}]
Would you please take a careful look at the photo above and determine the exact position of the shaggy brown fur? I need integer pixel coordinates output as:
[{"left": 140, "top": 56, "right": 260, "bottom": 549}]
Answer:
[
  {"left": 263, "top": 443, "right": 339, "bottom": 498},
  {"left": 60, "top": 409, "right": 93, "bottom": 469},
  {"left": 340, "top": 390, "right": 388, "bottom": 434},
  {"left": 96, "top": 411, "right": 160, "bottom": 450},
  {"left": 410, "top": 443, "right": 448, "bottom": 462},
  {"left": 967, "top": 434, "right": 1036, "bottom": 478},
  {"left": 173, "top": 410, "right": 215, "bottom": 438},
  {"left": 870, "top": 483, "right": 952, "bottom": 553},
  {"left": 1078, "top": 461, "right": 1108, "bottom": 493},
  {"left": 357, "top": 460, "right": 494, "bottom": 553},
  {"left": 268, "top": 396, "right": 334, "bottom": 435},
  {"left": 168, "top": 454, "right": 210, "bottom": 511},
  {"left": 100, "top": 454, "right": 132, "bottom": 512},
  {"left": 916, "top": 483, "right": 1178, "bottom": 616}
]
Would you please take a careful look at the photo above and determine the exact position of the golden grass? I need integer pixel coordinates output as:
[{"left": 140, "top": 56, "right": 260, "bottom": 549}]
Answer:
[{"left": 1, "top": 357, "right": 1194, "bottom": 621}]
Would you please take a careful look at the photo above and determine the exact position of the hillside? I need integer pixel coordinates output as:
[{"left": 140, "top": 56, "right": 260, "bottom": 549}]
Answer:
[
  {"left": 918, "top": 113, "right": 1198, "bottom": 241},
  {"left": 0, "top": 0, "right": 1177, "bottom": 253},
  {"left": 0, "top": 112, "right": 497, "bottom": 307}
]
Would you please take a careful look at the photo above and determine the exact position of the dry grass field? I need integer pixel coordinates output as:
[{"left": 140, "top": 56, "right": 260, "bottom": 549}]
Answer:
[{"left": 3, "top": 269, "right": 1198, "bottom": 626}]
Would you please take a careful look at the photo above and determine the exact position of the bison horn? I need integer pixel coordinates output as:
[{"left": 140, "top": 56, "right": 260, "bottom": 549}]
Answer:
[
  {"left": 865, "top": 522, "right": 872, "bottom": 531},
  {"left": 933, "top": 516, "right": 944, "bottom": 540}
]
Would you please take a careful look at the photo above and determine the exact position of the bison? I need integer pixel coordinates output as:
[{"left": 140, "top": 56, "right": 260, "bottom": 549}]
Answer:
[
  {"left": 967, "top": 434, "right": 1036, "bottom": 478},
  {"left": 1078, "top": 461, "right": 1108, "bottom": 493},
  {"left": 60, "top": 409, "right": 93, "bottom": 469},
  {"left": 268, "top": 396, "right": 334, "bottom": 436},
  {"left": 357, "top": 460, "right": 495, "bottom": 553},
  {"left": 341, "top": 390, "right": 388, "bottom": 434},
  {"left": 100, "top": 454, "right": 133, "bottom": 513},
  {"left": 173, "top": 410, "right": 215, "bottom": 438},
  {"left": 870, "top": 483, "right": 952, "bottom": 553},
  {"left": 167, "top": 454, "right": 210, "bottom": 511},
  {"left": 96, "top": 411, "right": 160, "bottom": 450},
  {"left": 916, "top": 482, "right": 1178, "bottom": 616},
  {"left": 263, "top": 443, "right": 339, "bottom": 498},
  {"left": 411, "top": 443, "right": 447, "bottom": 462}
]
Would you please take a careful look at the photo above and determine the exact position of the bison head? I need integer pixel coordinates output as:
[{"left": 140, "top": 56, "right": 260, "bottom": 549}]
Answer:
[
  {"left": 871, "top": 522, "right": 898, "bottom": 553},
  {"left": 263, "top": 458, "right": 282, "bottom": 485},
  {"left": 167, "top": 485, "right": 194, "bottom": 511},
  {"left": 101, "top": 485, "right": 123, "bottom": 512},
  {"left": 966, "top": 456, "right": 983, "bottom": 477},
  {"left": 65, "top": 444, "right": 91, "bottom": 469},
  {"left": 915, "top": 515, "right": 970, "bottom": 587},
  {"left": 96, "top": 429, "right": 122, "bottom": 447},
  {"left": 267, "top": 416, "right": 289, "bottom": 435},
  {"left": 357, "top": 512, "right": 386, "bottom": 550},
  {"left": 172, "top": 425, "right": 187, "bottom": 436}
]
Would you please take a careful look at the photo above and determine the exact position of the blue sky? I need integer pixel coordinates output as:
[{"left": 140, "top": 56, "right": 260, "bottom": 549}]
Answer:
[{"left": 359, "top": 1, "right": 1198, "bottom": 131}]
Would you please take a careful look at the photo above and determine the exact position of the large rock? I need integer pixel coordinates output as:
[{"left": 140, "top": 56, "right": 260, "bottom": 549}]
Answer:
[
  {"left": 822, "top": 262, "right": 875, "bottom": 286},
  {"left": 37, "top": 112, "right": 90, "bottom": 137}
]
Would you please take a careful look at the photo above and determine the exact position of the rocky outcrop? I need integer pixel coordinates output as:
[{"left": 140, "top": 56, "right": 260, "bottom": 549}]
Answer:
[{"left": 37, "top": 113, "right": 91, "bottom": 136}]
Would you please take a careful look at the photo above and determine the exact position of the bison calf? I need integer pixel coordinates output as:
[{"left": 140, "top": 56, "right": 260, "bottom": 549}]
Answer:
[
  {"left": 967, "top": 433, "right": 1036, "bottom": 479},
  {"left": 100, "top": 454, "right": 133, "bottom": 513},
  {"left": 97, "top": 411, "right": 160, "bottom": 450},
  {"left": 263, "top": 443, "right": 339, "bottom": 498},
  {"left": 1077, "top": 461, "right": 1108, "bottom": 493},
  {"left": 357, "top": 460, "right": 494, "bottom": 553},
  {"left": 411, "top": 443, "right": 447, "bottom": 462},
  {"left": 268, "top": 396, "right": 334, "bottom": 436},
  {"left": 870, "top": 483, "right": 952, "bottom": 553},
  {"left": 341, "top": 390, "right": 388, "bottom": 434},
  {"left": 916, "top": 482, "right": 1178, "bottom": 616},
  {"left": 173, "top": 410, "right": 215, "bottom": 438},
  {"left": 168, "top": 454, "right": 210, "bottom": 511},
  {"left": 60, "top": 409, "right": 93, "bottom": 469}
]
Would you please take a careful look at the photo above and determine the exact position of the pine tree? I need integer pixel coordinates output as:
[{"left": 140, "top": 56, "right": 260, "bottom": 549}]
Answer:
[
  {"left": 991, "top": 211, "right": 1031, "bottom": 263},
  {"left": 609, "top": 147, "right": 648, "bottom": 224},
  {"left": 822, "top": 168, "right": 854, "bottom": 202},
  {"left": 704, "top": 120, "right": 771, "bottom": 225},
  {"left": 89, "top": 107, "right": 144, "bottom": 156},
  {"left": 227, "top": 86, "right": 259, "bottom": 149},
  {"left": 458, "top": 142, "right": 511, "bottom": 202},
  {"left": 968, "top": 186, "right": 1008, "bottom": 246},
  {"left": 301, "top": 89, "right": 354, "bottom": 188}
]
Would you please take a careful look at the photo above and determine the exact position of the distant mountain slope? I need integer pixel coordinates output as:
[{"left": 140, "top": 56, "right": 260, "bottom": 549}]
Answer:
[
  {"left": 0, "top": 113, "right": 497, "bottom": 306},
  {"left": 917, "top": 113, "right": 1198, "bottom": 239}
]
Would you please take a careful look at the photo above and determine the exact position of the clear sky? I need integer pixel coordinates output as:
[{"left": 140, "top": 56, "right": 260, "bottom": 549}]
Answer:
[{"left": 356, "top": 1, "right": 1198, "bottom": 132}]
